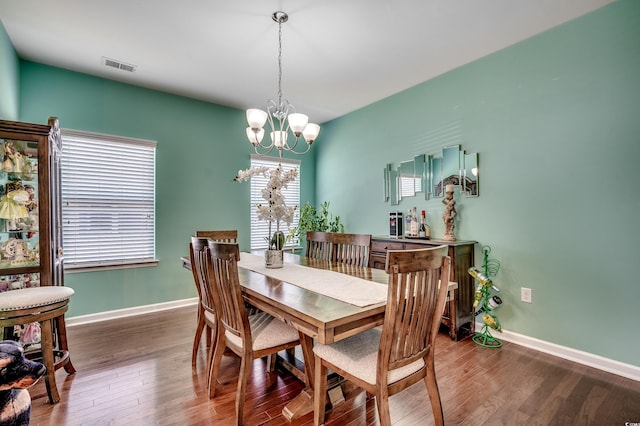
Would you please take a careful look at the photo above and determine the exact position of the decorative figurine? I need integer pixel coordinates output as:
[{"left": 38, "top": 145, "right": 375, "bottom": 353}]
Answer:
[
  {"left": 441, "top": 184, "right": 457, "bottom": 241},
  {"left": 2, "top": 141, "right": 26, "bottom": 173}
]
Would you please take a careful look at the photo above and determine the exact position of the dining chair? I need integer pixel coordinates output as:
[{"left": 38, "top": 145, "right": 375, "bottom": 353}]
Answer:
[
  {"left": 330, "top": 232, "right": 371, "bottom": 267},
  {"left": 191, "top": 230, "right": 238, "bottom": 367},
  {"left": 312, "top": 246, "right": 451, "bottom": 426},
  {"left": 305, "top": 231, "right": 333, "bottom": 261},
  {"left": 189, "top": 237, "right": 220, "bottom": 387},
  {"left": 207, "top": 241, "right": 301, "bottom": 425}
]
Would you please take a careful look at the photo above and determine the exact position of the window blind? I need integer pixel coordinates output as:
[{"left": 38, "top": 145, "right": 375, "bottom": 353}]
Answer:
[
  {"left": 61, "top": 129, "right": 157, "bottom": 270},
  {"left": 249, "top": 155, "right": 300, "bottom": 250}
]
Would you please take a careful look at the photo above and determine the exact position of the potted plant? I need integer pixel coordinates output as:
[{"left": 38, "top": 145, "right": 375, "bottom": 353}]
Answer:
[
  {"left": 290, "top": 201, "right": 344, "bottom": 251},
  {"left": 235, "top": 164, "right": 297, "bottom": 268}
]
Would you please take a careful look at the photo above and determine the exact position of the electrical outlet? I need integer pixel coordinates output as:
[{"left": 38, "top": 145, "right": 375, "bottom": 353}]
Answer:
[{"left": 521, "top": 287, "right": 532, "bottom": 303}]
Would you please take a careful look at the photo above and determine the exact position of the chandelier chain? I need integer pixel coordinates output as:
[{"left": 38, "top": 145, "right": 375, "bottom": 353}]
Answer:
[{"left": 277, "top": 18, "right": 283, "bottom": 110}]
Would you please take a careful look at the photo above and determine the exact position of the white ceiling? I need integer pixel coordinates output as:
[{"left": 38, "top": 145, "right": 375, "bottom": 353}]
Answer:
[{"left": 1, "top": 0, "right": 613, "bottom": 124}]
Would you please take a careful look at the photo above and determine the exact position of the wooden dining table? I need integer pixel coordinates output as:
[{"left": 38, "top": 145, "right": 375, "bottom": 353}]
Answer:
[{"left": 181, "top": 250, "right": 456, "bottom": 421}]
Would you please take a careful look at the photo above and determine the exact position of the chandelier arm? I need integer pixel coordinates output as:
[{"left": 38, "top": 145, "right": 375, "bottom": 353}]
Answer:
[
  {"left": 253, "top": 143, "right": 276, "bottom": 157},
  {"left": 285, "top": 140, "right": 312, "bottom": 156},
  {"left": 284, "top": 134, "right": 300, "bottom": 151}
]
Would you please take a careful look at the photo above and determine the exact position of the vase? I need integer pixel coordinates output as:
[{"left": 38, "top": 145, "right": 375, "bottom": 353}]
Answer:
[{"left": 265, "top": 249, "right": 284, "bottom": 269}]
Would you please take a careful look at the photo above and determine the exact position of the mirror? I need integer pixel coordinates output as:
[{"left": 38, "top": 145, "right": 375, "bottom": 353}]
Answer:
[
  {"left": 389, "top": 169, "right": 399, "bottom": 205},
  {"left": 384, "top": 145, "right": 479, "bottom": 203},
  {"left": 424, "top": 154, "right": 431, "bottom": 200},
  {"left": 440, "top": 145, "right": 461, "bottom": 193},
  {"left": 398, "top": 160, "right": 415, "bottom": 198},
  {"left": 383, "top": 164, "right": 390, "bottom": 202},
  {"left": 414, "top": 154, "right": 425, "bottom": 193},
  {"left": 430, "top": 156, "right": 442, "bottom": 197},
  {"left": 464, "top": 152, "right": 478, "bottom": 196}
]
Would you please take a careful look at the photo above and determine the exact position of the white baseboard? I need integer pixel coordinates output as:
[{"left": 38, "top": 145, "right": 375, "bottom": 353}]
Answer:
[
  {"left": 475, "top": 322, "right": 640, "bottom": 382},
  {"left": 67, "top": 298, "right": 198, "bottom": 327}
]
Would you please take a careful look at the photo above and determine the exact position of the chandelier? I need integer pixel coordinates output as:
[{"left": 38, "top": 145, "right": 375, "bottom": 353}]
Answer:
[{"left": 245, "top": 11, "right": 320, "bottom": 157}]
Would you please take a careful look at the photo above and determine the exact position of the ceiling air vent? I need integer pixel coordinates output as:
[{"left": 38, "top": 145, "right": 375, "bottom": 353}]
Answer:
[{"left": 102, "top": 57, "right": 136, "bottom": 73}]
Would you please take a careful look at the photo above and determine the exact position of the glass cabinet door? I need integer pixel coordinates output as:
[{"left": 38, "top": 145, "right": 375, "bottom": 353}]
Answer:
[
  {"left": 0, "top": 138, "right": 41, "bottom": 295},
  {"left": 0, "top": 139, "right": 40, "bottom": 277},
  {"left": 0, "top": 138, "right": 41, "bottom": 347}
]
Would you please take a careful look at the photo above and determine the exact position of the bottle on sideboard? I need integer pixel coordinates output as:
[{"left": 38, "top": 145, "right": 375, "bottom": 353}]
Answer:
[
  {"left": 419, "top": 210, "right": 426, "bottom": 238},
  {"left": 411, "top": 207, "right": 418, "bottom": 237},
  {"left": 405, "top": 209, "right": 412, "bottom": 237}
]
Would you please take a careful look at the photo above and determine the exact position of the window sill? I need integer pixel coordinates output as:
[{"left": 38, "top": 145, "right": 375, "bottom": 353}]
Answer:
[{"left": 64, "top": 260, "right": 159, "bottom": 273}]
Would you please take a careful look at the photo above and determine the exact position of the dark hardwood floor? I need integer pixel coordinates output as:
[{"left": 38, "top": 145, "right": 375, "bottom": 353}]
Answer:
[{"left": 28, "top": 306, "right": 640, "bottom": 425}]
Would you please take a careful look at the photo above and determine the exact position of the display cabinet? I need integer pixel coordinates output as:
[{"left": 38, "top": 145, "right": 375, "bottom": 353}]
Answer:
[{"left": 0, "top": 117, "right": 63, "bottom": 346}]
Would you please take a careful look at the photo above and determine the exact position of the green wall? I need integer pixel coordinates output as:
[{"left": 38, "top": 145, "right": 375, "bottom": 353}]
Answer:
[
  {"left": 16, "top": 62, "right": 316, "bottom": 318},
  {"left": 316, "top": 0, "right": 640, "bottom": 367},
  {"left": 0, "top": 20, "right": 19, "bottom": 120}
]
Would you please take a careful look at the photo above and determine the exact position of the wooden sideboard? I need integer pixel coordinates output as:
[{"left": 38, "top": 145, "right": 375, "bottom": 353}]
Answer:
[{"left": 371, "top": 237, "right": 476, "bottom": 341}]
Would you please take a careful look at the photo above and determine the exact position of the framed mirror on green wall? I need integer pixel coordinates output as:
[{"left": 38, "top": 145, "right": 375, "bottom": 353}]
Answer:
[{"left": 384, "top": 145, "right": 479, "bottom": 203}]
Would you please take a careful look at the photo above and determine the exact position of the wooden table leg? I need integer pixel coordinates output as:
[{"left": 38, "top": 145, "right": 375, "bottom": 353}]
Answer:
[
  {"left": 448, "top": 288, "right": 457, "bottom": 340},
  {"left": 282, "top": 333, "right": 315, "bottom": 421}
]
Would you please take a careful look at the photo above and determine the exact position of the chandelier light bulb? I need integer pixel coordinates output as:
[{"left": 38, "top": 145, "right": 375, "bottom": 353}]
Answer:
[
  {"left": 246, "top": 127, "right": 265, "bottom": 145},
  {"left": 271, "top": 131, "right": 287, "bottom": 148},
  {"left": 302, "top": 123, "right": 320, "bottom": 144},
  {"left": 287, "top": 113, "right": 309, "bottom": 136},
  {"left": 247, "top": 109, "right": 268, "bottom": 130}
]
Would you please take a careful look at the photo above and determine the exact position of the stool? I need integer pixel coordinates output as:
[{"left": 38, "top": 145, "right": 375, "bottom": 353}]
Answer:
[{"left": 0, "top": 286, "right": 76, "bottom": 403}]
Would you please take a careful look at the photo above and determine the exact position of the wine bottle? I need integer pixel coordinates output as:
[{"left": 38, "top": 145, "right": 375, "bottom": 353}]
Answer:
[
  {"left": 405, "top": 209, "right": 412, "bottom": 237},
  {"left": 419, "top": 210, "right": 426, "bottom": 238},
  {"left": 411, "top": 207, "right": 418, "bottom": 236}
]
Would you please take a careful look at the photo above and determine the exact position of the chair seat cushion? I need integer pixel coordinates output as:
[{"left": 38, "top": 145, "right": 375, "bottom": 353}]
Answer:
[
  {"left": 0, "top": 287, "right": 75, "bottom": 311},
  {"left": 313, "top": 328, "right": 425, "bottom": 385},
  {"left": 225, "top": 311, "right": 298, "bottom": 351}
]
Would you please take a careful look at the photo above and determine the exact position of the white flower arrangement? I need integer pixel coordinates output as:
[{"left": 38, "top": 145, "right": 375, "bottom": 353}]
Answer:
[{"left": 234, "top": 164, "right": 298, "bottom": 249}]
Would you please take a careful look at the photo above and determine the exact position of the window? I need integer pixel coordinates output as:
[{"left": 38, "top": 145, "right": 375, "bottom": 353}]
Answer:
[
  {"left": 249, "top": 155, "right": 300, "bottom": 250},
  {"left": 61, "top": 129, "right": 156, "bottom": 270}
]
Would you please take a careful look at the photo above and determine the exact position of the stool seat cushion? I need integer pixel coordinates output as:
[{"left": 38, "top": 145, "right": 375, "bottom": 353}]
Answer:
[{"left": 0, "top": 287, "right": 75, "bottom": 312}]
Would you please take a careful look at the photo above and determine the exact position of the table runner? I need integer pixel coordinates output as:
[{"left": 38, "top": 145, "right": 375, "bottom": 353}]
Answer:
[{"left": 238, "top": 253, "right": 388, "bottom": 307}]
